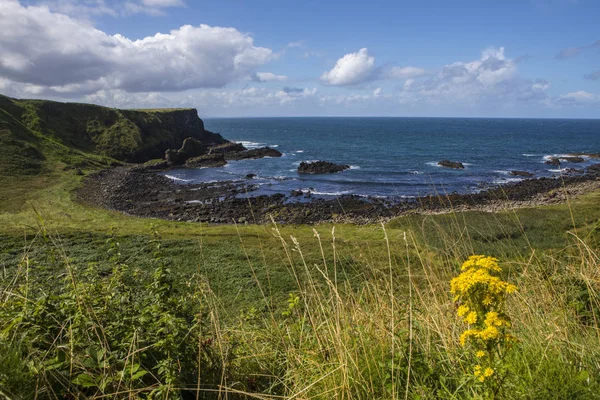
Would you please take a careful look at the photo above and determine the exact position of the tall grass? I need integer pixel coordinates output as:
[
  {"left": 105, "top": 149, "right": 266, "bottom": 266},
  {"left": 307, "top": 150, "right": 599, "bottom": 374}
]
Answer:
[{"left": 1, "top": 210, "right": 599, "bottom": 399}]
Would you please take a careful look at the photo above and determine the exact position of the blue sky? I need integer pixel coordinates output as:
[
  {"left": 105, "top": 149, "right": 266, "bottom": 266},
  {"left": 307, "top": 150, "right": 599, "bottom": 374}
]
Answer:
[{"left": 1, "top": 0, "right": 599, "bottom": 117}]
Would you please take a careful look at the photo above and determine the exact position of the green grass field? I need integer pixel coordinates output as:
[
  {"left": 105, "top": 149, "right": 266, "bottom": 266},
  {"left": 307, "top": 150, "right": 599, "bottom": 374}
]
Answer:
[{"left": 1, "top": 165, "right": 599, "bottom": 399}]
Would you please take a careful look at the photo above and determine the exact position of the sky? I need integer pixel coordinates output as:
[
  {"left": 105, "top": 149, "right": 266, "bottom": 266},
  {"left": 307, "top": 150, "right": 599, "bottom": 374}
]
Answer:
[{"left": 0, "top": 0, "right": 599, "bottom": 118}]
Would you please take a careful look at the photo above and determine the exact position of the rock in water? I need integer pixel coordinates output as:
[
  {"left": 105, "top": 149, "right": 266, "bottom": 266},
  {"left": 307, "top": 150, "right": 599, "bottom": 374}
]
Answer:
[
  {"left": 560, "top": 156, "right": 585, "bottom": 163},
  {"left": 165, "top": 137, "right": 210, "bottom": 165},
  {"left": 186, "top": 153, "right": 227, "bottom": 168},
  {"left": 225, "top": 147, "right": 283, "bottom": 160},
  {"left": 438, "top": 160, "right": 465, "bottom": 169},
  {"left": 298, "top": 161, "right": 350, "bottom": 174},
  {"left": 510, "top": 170, "right": 534, "bottom": 177},
  {"left": 545, "top": 157, "right": 560, "bottom": 166},
  {"left": 209, "top": 142, "right": 247, "bottom": 154}
]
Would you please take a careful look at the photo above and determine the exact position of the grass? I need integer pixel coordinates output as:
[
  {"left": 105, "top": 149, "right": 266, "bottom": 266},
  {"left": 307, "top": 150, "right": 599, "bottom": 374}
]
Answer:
[{"left": 0, "top": 162, "right": 599, "bottom": 398}]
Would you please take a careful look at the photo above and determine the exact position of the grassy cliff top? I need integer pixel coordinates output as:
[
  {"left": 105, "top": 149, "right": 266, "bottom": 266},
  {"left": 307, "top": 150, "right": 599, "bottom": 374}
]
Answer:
[{"left": 0, "top": 93, "right": 216, "bottom": 177}]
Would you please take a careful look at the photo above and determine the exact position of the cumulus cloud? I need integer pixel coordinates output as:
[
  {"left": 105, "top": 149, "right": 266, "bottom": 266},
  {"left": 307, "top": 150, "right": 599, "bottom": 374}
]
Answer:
[
  {"left": 0, "top": 1, "right": 273, "bottom": 95},
  {"left": 394, "top": 47, "right": 554, "bottom": 108},
  {"left": 555, "top": 40, "right": 600, "bottom": 59},
  {"left": 321, "top": 48, "right": 376, "bottom": 86},
  {"left": 250, "top": 72, "right": 288, "bottom": 82},
  {"left": 321, "top": 48, "right": 429, "bottom": 86},
  {"left": 557, "top": 91, "right": 599, "bottom": 105}
]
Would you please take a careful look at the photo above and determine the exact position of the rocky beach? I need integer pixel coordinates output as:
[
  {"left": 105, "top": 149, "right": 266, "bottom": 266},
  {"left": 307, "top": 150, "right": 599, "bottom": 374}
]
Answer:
[{"left": 77, "top": 159, "right": 600, "bottom": 224}]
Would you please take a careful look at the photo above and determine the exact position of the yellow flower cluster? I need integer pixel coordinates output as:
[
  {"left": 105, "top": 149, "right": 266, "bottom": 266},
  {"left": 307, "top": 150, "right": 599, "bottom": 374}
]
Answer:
[
  {"left": 450, "top": 255, "right": 518, "bottom": 385},
  {"left": 450, "top": 255, "right": 517, "bottom": 305},
  {"left": 473, "top": 365, "right": 495, "bottom": 382}
]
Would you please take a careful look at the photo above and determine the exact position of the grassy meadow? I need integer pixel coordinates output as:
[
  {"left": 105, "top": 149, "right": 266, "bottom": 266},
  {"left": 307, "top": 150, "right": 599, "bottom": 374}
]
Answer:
[{"left": 1, "top": 166, "right": 600, "bottom": 399}]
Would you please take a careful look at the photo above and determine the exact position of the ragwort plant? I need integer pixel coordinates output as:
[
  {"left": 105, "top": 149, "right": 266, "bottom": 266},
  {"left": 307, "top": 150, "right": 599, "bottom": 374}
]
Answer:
[{"left": 450, "top": 255, "right": 518, "bottom": 397}]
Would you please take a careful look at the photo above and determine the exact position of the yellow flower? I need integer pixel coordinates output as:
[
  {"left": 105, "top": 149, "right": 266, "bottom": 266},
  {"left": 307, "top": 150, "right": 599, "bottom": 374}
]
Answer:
[
  {"left": 484, "top": 367, "right": 494, "bottom": 378},
  {"left": 460, "top": 329, "right": 478, "bottom": 346},
  {"left": 476, "top": 351, "right": 486, "bottom": 358},
  {"left": 464, "top": 311, "right": 478, "bottom": 324},
  {"left": 457, "top": 305, "right": 470, "bottom": 317}
]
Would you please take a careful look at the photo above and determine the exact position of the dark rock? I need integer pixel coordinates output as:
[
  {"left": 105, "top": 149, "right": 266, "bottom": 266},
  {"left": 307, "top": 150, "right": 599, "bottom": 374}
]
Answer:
[
  {"left": 165, "top": 137, "right": 211, "bottom": 165},
  {"left": 560, "top": 156, "right": 585, "bottom": 163},
  {"left": 290, "top": 189, "right": 303, "bottom": 197},
  {"left": 545, "top": 157, "right": 561, "bottom": 166},
  {"left": 564, "top": 168, "right": 584, "bottom": 175},
  {"left": 179, "top": 137, "right": 208, "bottom": 158},
  {"left": 186, "top": 153, "right": 227, "bottom": 168},
  {"left": 587, "top": 163, "right": 600, "bottom": 174},
  {"left": 225, "top": 147, "right": 283, "bottom": 160},
  {"left": 165, "top": 149, "right": 185, "bottom": 165},
  {"left": 298, "top": 161, "right": 350, "bottom": 174},
  {"left": 510, "top": 170, "right": 534, "bottom": 177},
  {"left": 245, "top": 173, "right": 257, "bottom": 179},
  {"left": 209, "top": 142, "right": 247, "bottom": 154},
  {"left": 438, "top": 160, "right": 465, "bottom": 169}
]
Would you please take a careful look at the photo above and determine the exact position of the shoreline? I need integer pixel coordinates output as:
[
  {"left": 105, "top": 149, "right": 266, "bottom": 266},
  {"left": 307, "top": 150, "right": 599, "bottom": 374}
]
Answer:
[{"left": 77, "top": 164, "right": 600, "bottom": 224}]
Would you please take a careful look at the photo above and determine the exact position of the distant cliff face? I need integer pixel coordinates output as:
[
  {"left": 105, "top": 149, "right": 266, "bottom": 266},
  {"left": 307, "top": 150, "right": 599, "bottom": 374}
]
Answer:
[
  {"left": 21, "top": 98, "right": 226, "bottom": 162},
  {"left": 0, "top": 94, "right": 227, "bottom": 175}
]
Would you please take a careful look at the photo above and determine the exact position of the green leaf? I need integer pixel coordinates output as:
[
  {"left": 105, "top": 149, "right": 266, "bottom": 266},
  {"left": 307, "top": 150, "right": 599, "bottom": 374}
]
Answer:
[{"left": 73, "top": 373, "right": 98, "bottom": 388}]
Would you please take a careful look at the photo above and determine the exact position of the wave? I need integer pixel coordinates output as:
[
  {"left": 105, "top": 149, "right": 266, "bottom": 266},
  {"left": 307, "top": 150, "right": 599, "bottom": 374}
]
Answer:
[
  {"left": 164, "top": 174, "right": 191, "bottom": 182},
  {"left": 492, "top": 177, "right": 523, "bottom": 185},
  {"left": 304, "top": 189, "right": 352, "bottom": 196},
  {"left": 349, "top": 165, "right": 360, "bottom": 170},
  {"left": 427, "top": 161, "right": 471, "bottom": 168},
  {"left": 522, "top": 153, "right": 539, "bottom": 157},
  {"left": 493, "top": 170, "right": 510, "bottom": 175},
  {"left": 236, "top": 140, "right": 264, "bottom": 149},
  {"left": 296, "top": 150, "right": 304, "bottom": 153}
]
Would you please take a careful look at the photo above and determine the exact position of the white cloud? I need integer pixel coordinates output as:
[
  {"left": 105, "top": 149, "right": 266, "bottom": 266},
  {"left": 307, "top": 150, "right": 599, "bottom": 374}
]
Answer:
[
  {"left": 250, "top": 72, "right": 288, "bottom": 82},
  {"left": 321, "top": 48, "right": 376, "bottom": 86},
  {"left": 321, "top": 48, "right": 429, "bottom": 86},
  {"left": 373, "top": 87, "right": 382, "bottom": 97},
  {"left": 0, "top": 1, "right": 273, "bottom": 95},
  {"left": 396, "top": 47, "right": 539, "bottom": 106},
  {"left": 385, "top": 66, "right": 427, "bottom": 79},
  {"left": 557, "top": 91, "right": 599, "bottom": 105}
]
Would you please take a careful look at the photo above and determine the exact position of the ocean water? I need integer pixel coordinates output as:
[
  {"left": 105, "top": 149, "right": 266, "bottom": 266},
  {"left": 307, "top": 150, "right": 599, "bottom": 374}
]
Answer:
[{"left": 165, "top": 117, "right": 600, "bottom": 198}]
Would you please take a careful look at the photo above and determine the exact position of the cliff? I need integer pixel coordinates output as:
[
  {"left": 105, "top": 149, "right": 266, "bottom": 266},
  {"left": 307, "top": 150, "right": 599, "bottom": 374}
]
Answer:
[{"left": 0, "top": 94, "right": 226, "bottom": 175}]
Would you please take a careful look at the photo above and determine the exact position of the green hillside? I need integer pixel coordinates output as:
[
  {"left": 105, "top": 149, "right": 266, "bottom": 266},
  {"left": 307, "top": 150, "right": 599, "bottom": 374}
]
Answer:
[{"left": 0, "top": 93, "right": 223, "bottom": 176}]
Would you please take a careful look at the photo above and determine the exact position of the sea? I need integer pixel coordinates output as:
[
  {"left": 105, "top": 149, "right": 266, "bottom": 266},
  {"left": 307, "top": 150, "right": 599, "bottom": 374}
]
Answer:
[{"left": 164, "top": 118, "right": 600, "bottom": 199}]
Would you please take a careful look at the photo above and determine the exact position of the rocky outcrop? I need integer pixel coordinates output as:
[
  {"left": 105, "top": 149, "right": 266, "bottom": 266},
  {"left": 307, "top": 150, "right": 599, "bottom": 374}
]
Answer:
[
  {"left": 165, "top": 138, "right": 210, "bottom": 165},
  {"left": 225, "top": 147, "right": 283, "bottom": 160},
  {"left": 185, "top": 153, "right": 227, "bottom": 168},
  {"left": 208, "top": 142, "right": 247, "bottom": 154},
  {"left": 298, "top": 161, "right": 350, "bottom": 174},
  {"left": 560, "top": 156, "right": 585, "bottom": 163},
  {"left": 510, "top": 170, "right": 534, "bottom": 177},
  {"left": 438, "top": 160, "right": 465, "bottom": 169},
  {"left": 545, "top": 157, "right": 560, "bottom": 166}
]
